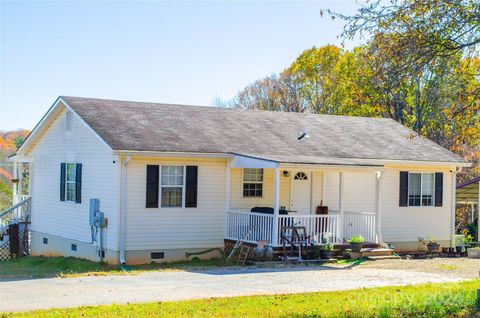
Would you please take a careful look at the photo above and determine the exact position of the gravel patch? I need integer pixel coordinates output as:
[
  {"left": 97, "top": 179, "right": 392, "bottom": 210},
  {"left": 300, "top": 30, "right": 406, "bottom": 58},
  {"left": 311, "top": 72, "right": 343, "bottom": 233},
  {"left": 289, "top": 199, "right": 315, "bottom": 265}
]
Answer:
[
  {"left": 352, "top": 258, "right": 480, "bottom": 279},
  {"left": 0, "top": 263, "right": 468, "bottom": 313}
]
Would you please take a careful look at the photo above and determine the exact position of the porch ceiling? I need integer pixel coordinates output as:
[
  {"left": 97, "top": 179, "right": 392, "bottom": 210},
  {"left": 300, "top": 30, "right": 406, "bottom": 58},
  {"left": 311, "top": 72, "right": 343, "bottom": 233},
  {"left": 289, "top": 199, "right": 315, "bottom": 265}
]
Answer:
[{"left": 456, "top": 176, "right": 479, "bottom": 204}]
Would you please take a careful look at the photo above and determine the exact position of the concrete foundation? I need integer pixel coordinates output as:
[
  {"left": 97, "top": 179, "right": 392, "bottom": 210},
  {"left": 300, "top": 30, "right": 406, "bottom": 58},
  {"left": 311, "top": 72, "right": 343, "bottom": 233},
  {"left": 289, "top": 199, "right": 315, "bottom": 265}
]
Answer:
[{"left": 30, "top": 231, "right": 118, "bottom": 265}]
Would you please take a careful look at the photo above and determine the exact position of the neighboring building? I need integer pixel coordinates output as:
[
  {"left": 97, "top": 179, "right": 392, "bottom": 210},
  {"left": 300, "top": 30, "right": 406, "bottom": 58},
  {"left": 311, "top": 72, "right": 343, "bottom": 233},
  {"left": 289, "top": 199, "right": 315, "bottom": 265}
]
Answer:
[{"left": 9, "top": 96, "right": 470, "bottom": 264}]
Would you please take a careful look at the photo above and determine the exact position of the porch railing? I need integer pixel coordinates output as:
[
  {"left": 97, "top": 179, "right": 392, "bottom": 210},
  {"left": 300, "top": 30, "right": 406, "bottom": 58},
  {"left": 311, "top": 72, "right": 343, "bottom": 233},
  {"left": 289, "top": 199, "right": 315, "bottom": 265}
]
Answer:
[
  {"left": 277, "top": 214, "right": 341, "bottom": 245},
  {"left": 225, "top": 210, "right": 274, "bottom": 244},
  {"left": 1, "top": 196, "right": 32, "bottom": 234},
  {"left": 343, "top": 211, "right": 376, "bottom": 242},
  {"left": 225, "top": 210, "right": 341, "bottom": 246}
]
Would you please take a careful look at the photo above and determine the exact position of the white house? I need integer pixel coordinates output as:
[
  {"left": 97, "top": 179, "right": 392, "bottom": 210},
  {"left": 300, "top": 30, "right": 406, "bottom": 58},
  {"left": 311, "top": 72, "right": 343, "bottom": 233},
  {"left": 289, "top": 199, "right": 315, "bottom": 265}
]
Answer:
[{"left": 9, "top": 96, "right": 470, "bottom": 264}]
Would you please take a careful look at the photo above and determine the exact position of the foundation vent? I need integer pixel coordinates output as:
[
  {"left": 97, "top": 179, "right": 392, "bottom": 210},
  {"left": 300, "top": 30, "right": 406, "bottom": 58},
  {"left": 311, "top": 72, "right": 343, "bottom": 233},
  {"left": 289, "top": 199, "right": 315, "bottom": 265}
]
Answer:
[{"left": 151, "top": 252, "right": 165, "bottom": 259}]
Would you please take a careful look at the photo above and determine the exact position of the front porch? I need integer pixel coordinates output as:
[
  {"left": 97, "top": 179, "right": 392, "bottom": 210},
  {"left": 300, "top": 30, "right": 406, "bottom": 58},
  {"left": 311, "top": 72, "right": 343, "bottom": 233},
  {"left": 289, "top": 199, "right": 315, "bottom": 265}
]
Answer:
[
  {"left": 225, "top": 209, "right": 377, "bottom": 246},
  {"left": 224, "top": 155, "right": 383, "bottom": 247}
]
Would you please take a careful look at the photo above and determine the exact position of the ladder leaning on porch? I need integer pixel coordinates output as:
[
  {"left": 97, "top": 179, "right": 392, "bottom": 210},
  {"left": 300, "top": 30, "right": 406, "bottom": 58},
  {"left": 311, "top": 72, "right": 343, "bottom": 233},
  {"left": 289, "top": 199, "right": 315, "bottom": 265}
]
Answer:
[{"left": 226, "top": 225, "right": 259, "bottom": 261}]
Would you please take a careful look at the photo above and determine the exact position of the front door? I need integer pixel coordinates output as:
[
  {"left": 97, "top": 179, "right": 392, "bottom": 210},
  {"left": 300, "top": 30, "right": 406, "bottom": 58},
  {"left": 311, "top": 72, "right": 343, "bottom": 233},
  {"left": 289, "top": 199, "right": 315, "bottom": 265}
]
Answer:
[{"left": 290, "top": 171, "right": 311, "bottom": 215}]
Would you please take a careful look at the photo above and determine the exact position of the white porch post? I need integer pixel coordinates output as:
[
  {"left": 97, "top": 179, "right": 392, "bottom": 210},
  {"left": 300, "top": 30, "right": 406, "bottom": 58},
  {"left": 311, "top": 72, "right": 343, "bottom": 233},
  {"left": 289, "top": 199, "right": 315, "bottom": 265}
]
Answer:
[
  {"left": 18, "top": 162, "right": 23, "bottom": 200},
  {"left": 374, "top": 171, "right": 383, "bottom": 244},
  {"left": 224, "top": 163, "right": 231, "bottom": 239},
  {"left": 272, "top": 167, "right": 280, "bottom": 246},
  {"left": 450, "top": 170, "right": 457, "bottom": 247},
  {"left": 12, "top": 160, "right": 18, "bottom": 204},
  {"left": 338, "top": 172, "right": 344, "bottom": 243},
  {"left": 28, "top": 162, "right": 33, "bottom": 196}
]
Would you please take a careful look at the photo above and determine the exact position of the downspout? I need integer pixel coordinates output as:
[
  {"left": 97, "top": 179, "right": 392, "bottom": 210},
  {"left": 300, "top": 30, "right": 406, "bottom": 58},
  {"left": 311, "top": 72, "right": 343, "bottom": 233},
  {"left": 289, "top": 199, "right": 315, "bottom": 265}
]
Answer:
[
  {"left": 375, "top": 171, "right": 384, "bottom": 245},
  {"left": 119, "top": 156, "right": 131, "bottom": 264}
]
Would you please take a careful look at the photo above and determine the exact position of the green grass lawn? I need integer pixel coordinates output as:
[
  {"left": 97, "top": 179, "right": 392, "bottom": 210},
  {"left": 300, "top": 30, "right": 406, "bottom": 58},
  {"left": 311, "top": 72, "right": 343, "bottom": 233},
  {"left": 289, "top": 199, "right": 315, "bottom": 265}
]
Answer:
[
  {"left": 0, "top": 256, "right": 223, "bottom": 279},
  {"left": 4, "top": 280, "right": 479, "bottom": 317}
]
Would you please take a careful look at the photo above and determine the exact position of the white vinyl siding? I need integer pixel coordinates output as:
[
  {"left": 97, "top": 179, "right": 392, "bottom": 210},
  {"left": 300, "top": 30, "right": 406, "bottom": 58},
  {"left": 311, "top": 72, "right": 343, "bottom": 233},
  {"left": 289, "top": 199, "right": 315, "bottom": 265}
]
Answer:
[
  {"left": 125, "top": 158, "right": 226, "bottom": 251},
  {"left": 381, "top": 167, "right": 452, "bottom": 243},
  {"left": 28, "top": 107, "right": 119, "bottom": 250},
  {"left": 322, "top": 171, "right": 375, "bottom": 213},
  {"left": 230, "top": 168, "right": 290, "bottom": 210}
]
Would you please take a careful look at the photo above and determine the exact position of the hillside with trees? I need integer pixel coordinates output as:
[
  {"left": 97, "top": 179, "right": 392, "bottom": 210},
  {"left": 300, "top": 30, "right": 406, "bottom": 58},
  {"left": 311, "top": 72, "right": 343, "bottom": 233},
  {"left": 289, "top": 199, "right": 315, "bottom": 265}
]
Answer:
[{"left": 0, "top": 129, "right": 29, "bottom": 210}]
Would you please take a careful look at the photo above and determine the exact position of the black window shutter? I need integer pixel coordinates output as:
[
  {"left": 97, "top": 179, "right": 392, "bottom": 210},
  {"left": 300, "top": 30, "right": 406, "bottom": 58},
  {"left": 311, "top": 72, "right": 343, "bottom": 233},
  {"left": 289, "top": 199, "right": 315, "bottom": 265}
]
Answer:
[
  {"left": 399, "top": 171, "right": 408, "bottom": 207},
  {"left": 434, "top": 172, "right": 443, "bottom": 207},
  {"left": 60, "top": 163, "right": 66, "bottom": 201},
  {"left": 146, "top": 165, "right": 159, "bottom": 208},
  {"left": 75, "top": 163, "right": 82, "bottom": 204},
  {"left": 185, "top": 166, "right": 198, "bottom": 208}
]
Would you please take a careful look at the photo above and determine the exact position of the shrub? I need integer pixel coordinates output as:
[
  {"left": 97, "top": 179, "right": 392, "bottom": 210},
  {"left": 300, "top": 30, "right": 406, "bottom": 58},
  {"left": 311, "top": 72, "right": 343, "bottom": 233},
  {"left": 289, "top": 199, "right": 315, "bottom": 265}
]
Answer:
[
  {"left": 349, "top": 235, "right": 365, "bottom": 244},
  {"left": 321, "top": 243, "right": 334, "bottom": 251}
]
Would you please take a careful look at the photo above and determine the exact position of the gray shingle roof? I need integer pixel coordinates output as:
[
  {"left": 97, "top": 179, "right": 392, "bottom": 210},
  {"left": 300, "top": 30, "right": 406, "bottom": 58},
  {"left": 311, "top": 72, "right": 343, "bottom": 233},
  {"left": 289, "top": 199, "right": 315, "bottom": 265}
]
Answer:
[{"left": 62, "top": 96, "right": 466, "bottom": 164}]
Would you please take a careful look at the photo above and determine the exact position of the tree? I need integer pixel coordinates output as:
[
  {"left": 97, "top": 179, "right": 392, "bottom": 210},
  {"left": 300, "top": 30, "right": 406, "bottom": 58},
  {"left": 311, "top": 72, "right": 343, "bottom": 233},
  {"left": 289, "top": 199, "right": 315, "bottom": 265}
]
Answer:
[
  {"left": 329, "top": 0, "right": 480, "bottom": 74},
  {"left": 223, "top": 43, "right": 479, "bottom": 178}
]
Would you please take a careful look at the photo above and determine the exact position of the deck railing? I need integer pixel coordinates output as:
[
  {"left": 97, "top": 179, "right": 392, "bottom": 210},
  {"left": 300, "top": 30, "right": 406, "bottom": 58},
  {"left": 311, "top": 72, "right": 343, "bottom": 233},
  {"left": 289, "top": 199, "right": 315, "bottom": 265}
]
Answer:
[
  {"left": 277, "top": 214, "right": 341, "bottom": 245},
  {"left": 225, "top": 210, "right": 342, "bottom": 246},
  {"left": 0, "top": 196, "right": 32, "bottom": 235},
  {"left": 225, "top": 210, "right": 275, "bottom": 244},
  {"left": 343, "top": 211, "right": 376, "bottom": 242}
]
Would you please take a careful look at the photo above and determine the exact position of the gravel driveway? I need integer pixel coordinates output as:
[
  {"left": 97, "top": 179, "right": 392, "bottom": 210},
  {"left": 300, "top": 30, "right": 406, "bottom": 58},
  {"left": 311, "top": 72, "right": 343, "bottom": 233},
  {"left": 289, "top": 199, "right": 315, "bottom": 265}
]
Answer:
[{"left": 0, "top": 265, "right": 466, "bottom": 313}]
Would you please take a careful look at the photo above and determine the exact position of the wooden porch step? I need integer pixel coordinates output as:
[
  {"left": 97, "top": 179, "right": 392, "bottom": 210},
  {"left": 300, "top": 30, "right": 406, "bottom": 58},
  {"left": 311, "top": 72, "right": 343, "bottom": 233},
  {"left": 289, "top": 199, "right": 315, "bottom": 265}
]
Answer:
[
  {"left": 350, "top": 248, "right": 395, "bottom": 259},
  {"left": 335, "top": 243, "right": 381, "bottom": 250},
  {"left": 366, "top": 255, "right": 401, "bottom": 260}
]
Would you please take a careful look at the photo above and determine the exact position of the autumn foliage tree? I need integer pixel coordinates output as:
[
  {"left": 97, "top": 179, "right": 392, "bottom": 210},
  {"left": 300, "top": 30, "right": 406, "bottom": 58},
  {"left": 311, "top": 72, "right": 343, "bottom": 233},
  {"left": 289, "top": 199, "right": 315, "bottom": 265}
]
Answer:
[
  {"left": 221, "top": 44, "right": 479, "bottom": 180},
  {"left": 221, "top": 0, "right": 479, "bottom": 181},
  {"left": 0, "top": 129, "right": 30, "bottom": 210}
]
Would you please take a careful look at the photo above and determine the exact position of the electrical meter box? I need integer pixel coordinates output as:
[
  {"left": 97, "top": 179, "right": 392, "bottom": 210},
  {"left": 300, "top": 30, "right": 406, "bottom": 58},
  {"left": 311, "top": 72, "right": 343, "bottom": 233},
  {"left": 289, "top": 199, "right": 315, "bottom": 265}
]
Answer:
[{"left": 89, "top": 199, "right": 100, "bottom": 226}]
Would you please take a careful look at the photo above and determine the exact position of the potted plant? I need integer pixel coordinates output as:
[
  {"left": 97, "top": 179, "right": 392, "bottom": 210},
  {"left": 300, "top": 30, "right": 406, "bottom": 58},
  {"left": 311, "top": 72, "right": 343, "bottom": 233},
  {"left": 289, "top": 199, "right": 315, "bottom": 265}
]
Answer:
[
  {"left": 348, "top": 235, "right": 365, "bottom": 252},
  {"left": 463, "top": 234, "right": 473, "bottom": 251},
  {"left": 454, "top": 236, "right": 463, "bottom": 253},
  {"left": 426, "top": 237, "right": 440, "bottom": 253},
  {"left": 320, "top": 242, "right": 334, "bottom": 259}
]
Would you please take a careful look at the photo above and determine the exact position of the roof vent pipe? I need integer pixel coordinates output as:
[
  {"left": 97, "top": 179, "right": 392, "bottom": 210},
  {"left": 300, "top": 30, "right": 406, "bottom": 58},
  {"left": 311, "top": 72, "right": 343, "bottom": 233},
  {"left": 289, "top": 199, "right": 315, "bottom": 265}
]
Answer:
[{"left": 298, "top": 127, "right": 309, "bottom": 140}]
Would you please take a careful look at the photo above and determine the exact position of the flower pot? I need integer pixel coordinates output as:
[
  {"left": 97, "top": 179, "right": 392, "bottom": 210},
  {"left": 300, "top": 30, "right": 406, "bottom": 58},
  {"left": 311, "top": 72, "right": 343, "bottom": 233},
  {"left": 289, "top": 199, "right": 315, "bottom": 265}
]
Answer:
[
  {"left": 350, "top": 242, "right": 363, "bottom": 253},
  {"left": 466, "top": 247, "right": 480, "bottom": 259},
  {"left": 320, "top": 250, "right": 333, "bottom": 259},
  {"left": 427, "top": 243, "right": 440, "bottom": 253},
  {"left": 455, "top": 246, "right": 463, "bottom": 253}
]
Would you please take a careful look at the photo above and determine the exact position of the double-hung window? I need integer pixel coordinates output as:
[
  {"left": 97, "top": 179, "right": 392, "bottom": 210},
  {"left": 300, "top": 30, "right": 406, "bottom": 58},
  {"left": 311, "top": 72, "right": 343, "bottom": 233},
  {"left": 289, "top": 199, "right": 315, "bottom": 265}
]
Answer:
[
  {"left": 243, "top": 168, "right": 263, "bottom": 197},
  {"left": 161, "top": 166, "right": 184, "bottom": 207},
  {"left": 65, "top": 163, "right": 77, "bottom": 202},
  {"left": 408, "top": 173, "right": 434, "bottom": 207}
]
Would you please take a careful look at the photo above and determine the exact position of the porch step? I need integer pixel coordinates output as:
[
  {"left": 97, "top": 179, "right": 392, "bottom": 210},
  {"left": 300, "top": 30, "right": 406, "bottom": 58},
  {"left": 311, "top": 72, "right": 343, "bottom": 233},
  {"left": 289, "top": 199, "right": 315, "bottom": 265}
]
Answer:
[
  {"left": 336, "top": 243, "right": 381, "bottom": 250},
  {"left": 350, "top": 248, "right": 395, "bottom": 259},
  {"left": 366, "top": 255, "right": 401, "bottom": 260}
]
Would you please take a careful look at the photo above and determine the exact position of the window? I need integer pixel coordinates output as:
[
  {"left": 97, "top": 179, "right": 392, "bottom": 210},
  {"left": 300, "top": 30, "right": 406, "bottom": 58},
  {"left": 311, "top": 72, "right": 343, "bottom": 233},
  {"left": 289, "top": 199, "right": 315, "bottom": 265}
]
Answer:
[
  {"left": 294, "top": 172, "right": 308, "bottom": 180},
  {"left": 66, "top": 163, "right": 77, "bottom": 202},
  {"left": 65, "top": 111, "right": 73, "bottom": 131},
  {"left": 243, "top": 168, "right": 263, "bottom": 197},
  {"left": 408, "top": 173, "right": 434, "bottom": 207},
  {"left": 161, "top": 166, "right": 184, "bottom": 207}
]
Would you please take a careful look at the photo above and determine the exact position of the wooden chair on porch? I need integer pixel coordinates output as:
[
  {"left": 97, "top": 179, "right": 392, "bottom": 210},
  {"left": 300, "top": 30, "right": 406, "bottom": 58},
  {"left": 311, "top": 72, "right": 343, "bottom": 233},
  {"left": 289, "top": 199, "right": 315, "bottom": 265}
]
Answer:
[{"left": 280, "top": 226, "right": 311, "bottom": 261}]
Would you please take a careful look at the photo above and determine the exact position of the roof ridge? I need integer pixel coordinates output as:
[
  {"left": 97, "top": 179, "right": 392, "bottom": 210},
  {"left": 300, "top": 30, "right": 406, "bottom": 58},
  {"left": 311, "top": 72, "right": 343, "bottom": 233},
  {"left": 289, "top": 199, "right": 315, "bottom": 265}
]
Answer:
[{"left": 60, "top": 95, "right": 391, "bottom": 121}]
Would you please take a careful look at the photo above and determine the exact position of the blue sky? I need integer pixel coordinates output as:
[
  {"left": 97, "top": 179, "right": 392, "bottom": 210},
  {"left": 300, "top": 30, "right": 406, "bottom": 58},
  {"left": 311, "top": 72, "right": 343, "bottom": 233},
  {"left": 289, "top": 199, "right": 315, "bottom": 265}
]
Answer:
[{"left": 1, "top": 1, "right": 364, "bottom": 131}]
